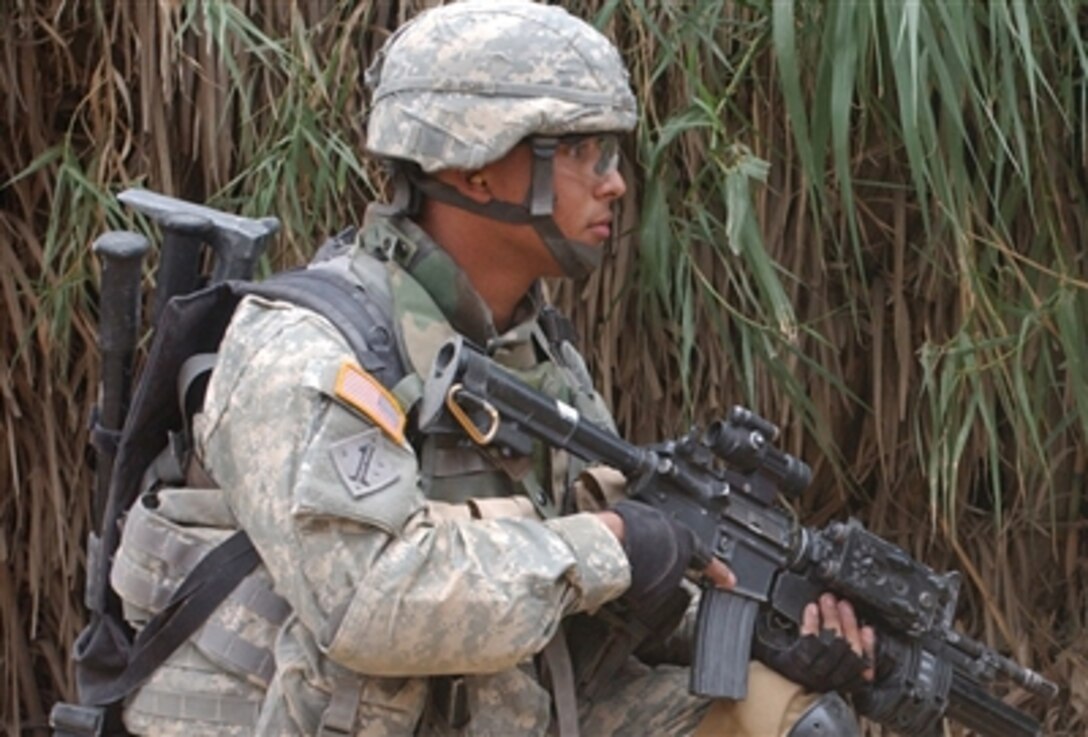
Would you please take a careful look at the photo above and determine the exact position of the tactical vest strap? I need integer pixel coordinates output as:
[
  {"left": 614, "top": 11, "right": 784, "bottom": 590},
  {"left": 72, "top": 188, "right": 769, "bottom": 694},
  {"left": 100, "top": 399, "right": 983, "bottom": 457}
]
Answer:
[
  {"left": 538, "top": 304, "right": 578, "bottom": 347},
  {"left": 541, "top": 629, "right": 580, "bottom": 737},
  {"left": 390, "top": 371, "right": 424, "bottom": 416},
  {"left": 192, "top": 619, "right": 276, "bottom": 686},
  {"left": 178, "top": 352, "right": 217, "bottom": 435},
  {"left": 520, "top": 473, "right": 559, "bottom": 519},
  {"left": 89, "top": 417, "right": 123, "bottom": 458},
  {"left": 317, "top": 675, "right": 364, "bottom": 737},
  {"left": 127, "top": 681, "right": 261, "bottom": 727},
  {"left": 80, "top": 529, "right": 261, "bottom": 707}
]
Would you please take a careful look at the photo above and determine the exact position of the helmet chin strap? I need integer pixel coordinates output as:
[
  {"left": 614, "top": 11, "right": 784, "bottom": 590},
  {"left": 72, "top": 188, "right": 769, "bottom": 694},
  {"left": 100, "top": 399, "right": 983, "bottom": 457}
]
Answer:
[{"left": 398, "top": 137, "right": 605, "bottom": 279}]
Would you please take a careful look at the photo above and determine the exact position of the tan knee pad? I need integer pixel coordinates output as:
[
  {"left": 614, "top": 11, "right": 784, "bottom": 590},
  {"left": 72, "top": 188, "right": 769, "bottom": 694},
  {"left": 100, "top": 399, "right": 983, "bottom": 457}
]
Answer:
[{"left": 693, "top": 661, "right": 816, "bottom": 737}]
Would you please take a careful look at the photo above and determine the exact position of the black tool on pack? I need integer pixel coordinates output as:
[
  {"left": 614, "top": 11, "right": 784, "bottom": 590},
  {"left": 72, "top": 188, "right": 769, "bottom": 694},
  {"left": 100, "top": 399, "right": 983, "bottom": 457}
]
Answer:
[{"left": 51, "top": 190, "right": 403, "bottom": 736}]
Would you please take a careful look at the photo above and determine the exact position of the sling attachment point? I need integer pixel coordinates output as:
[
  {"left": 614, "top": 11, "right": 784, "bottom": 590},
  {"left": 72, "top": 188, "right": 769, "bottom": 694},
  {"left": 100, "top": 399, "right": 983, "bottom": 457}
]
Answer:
[{"left": 445, "top": 385, "right": 499, "bottom": 445}]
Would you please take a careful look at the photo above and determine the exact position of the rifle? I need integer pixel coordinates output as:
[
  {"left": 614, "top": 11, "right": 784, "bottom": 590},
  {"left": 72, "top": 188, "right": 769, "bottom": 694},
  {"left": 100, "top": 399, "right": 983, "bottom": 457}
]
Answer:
[{"left": 418, "top": 336, "right": 1059, "bottom": 737}]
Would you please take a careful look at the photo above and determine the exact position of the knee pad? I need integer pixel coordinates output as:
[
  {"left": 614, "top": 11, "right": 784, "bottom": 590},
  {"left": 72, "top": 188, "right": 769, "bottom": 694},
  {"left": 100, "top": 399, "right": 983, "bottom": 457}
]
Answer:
[{"left": 786, "top": 692, "right": 860, "bottom": 737}]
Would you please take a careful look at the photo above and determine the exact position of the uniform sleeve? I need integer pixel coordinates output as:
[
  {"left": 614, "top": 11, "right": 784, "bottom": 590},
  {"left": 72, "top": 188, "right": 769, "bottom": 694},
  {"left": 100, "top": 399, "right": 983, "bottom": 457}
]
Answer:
[{"left": 196, "top": 297, "right": 631, "bottom": 677}]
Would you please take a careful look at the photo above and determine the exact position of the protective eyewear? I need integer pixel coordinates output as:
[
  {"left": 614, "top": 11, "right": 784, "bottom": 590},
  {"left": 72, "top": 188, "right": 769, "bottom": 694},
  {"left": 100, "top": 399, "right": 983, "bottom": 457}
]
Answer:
[{"left": 555, "top": 133, "right": 622, "bottom": 179}]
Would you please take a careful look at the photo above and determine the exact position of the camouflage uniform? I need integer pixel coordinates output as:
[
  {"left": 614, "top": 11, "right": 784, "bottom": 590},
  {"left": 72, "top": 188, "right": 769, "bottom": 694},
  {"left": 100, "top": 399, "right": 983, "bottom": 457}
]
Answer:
[{"left": 148, "top": 206, "right": 715, "bottom": 734}]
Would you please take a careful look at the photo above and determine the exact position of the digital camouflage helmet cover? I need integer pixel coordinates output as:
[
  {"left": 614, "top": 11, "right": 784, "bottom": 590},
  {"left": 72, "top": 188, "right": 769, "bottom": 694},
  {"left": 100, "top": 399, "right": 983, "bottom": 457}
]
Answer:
[{"left": 364, "top": 0, "right": 638, "bottom": 277}]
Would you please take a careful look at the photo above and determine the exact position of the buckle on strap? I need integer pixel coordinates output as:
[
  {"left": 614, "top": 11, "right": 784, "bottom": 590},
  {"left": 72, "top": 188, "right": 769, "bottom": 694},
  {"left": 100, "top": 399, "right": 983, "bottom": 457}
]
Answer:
[
  {"left": 431, "top": 675, "right": 470, "bottom": 730},
  {"left": 49, "top": 703, "right": 105, "bottom": 736},
  {"left": 317, "top": 676, "right": 363, "bottom": 737}
]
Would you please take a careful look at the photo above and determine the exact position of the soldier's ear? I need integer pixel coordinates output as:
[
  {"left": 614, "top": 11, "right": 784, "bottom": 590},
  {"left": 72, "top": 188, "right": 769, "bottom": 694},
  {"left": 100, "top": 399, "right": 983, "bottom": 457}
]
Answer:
[
  {"left": 462, "top": 170, "right": 491, "bottom": 202},
  {"left": 432, "top": 169, "right": 492, "bottom": 203}
]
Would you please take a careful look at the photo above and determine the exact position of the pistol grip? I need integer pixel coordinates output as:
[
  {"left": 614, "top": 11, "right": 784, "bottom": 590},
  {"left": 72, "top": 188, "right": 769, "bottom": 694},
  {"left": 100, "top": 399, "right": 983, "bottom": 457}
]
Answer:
[{"left": 690, "top": 588, "right": 758, "bottom": 699}]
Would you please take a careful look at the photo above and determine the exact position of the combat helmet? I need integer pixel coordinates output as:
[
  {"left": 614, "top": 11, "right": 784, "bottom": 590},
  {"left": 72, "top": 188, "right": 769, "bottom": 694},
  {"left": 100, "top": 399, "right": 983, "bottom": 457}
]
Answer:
[{"left": 364, "top": 0, "right": 638, "bottom": 277}]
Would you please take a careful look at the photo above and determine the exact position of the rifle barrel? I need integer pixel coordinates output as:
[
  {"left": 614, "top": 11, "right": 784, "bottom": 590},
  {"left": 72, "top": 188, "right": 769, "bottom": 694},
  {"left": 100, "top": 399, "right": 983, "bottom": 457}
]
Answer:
[{"left": 947, "top": 670, "right": 1042, "bottom": 737}]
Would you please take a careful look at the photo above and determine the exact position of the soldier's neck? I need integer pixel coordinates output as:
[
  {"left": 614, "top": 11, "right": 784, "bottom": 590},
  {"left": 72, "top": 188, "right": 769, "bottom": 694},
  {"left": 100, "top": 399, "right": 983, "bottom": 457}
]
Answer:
[{"left": 418, "top": 209, "right": 538, "bottom": 333}]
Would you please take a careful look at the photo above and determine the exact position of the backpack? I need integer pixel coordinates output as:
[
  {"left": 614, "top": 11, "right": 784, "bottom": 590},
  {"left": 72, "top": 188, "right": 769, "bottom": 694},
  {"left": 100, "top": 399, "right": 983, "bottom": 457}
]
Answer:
[{"left": 50, "top": 189, "right": 405, "bottom": 736}]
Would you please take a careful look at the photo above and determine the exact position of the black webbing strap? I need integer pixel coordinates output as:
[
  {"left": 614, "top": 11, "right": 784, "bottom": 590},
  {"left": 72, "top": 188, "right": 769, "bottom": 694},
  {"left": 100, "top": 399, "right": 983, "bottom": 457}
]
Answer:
[
  {"left": 80, "top": 529, "right": 260, "bottom": 707},
  {"left": 541, "top": 628, "right": 580, "bottom": 737},
  {"left": 243, "top": 267, "right": 402, "bottom": 385}
]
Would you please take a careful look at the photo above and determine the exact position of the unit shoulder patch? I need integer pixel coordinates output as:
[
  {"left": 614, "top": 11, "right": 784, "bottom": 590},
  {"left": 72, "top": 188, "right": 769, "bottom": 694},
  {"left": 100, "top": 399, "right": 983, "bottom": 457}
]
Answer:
[
  {"left": 330, "top": 428, "right": 401, "bottom": 499},
  {"left": 332, "top": 360, "right": 406, "bottom": 445}
]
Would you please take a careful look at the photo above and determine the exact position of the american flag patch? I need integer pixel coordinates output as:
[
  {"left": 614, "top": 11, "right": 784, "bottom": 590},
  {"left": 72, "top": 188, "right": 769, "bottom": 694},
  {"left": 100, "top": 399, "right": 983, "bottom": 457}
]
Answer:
[{"left": 333, "top": 361, "right": 406, "bottom": 445}]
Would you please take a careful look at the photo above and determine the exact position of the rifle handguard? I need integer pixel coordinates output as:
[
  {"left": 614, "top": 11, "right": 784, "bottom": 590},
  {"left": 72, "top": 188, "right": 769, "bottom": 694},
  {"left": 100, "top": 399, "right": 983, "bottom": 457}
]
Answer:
[{"left": 690, "top": 588, "right": 759, "bottom": 699}]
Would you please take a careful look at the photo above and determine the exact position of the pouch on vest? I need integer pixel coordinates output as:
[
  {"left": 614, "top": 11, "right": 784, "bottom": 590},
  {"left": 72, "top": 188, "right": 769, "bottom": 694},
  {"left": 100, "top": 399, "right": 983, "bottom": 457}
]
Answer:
[{"left": 111, "top": 487, "right": 289, "bottom": 734}]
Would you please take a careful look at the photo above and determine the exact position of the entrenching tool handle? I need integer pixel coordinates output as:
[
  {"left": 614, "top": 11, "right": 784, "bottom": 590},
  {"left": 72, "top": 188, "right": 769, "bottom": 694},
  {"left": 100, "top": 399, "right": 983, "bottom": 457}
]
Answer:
[
  {"left": 117, "top": 188, "right": 280, "bottom": 285},
  {"left": 91, "top": 232, "right": 149, "bottom": 530},
  {"left": 153, "top": 213, "right": 212, "bottom": 325},
  {"left": 208, "top": 224, "right": 279, "bottom": 283},
  {"left": 689, "top": 587, "right": 759, "bottom": 699}
]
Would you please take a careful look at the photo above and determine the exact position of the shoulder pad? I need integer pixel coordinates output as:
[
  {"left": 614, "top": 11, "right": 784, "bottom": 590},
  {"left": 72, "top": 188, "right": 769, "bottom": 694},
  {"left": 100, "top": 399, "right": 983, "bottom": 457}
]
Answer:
[{"left": 244, "top": 267, "right": 404, "bottom": 389}]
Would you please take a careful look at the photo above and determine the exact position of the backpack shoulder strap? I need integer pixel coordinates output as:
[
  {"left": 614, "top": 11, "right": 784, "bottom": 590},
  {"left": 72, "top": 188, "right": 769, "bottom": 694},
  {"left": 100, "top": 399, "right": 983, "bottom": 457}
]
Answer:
[{"left": 241, "top": 265, "right": 404, "bottom": 388}]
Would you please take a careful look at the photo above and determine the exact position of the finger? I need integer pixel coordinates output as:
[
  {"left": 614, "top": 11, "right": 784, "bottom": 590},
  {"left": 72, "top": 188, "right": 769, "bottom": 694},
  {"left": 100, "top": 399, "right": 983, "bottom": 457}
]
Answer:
[
  {"left": 702, "top": 557, "right": 736, "bottom": 590},
  {"left": 819, "top": 593, "right": 842, "bottom": 634},
  {"left": 800, "top": 601, "right": 820, "bottom": 636},
  {"left": 836, "top": 598, "right": 864, "bottom": 656},
  {"left": 860, "top": 625, "right": 877, "bottom": 681}
]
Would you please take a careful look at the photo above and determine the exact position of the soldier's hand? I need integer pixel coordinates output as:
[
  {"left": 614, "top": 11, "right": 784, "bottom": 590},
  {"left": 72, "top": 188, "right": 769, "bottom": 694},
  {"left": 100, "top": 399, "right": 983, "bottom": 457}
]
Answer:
[
  {"left": 801, "top": 594, "right": 877, "bottom": 682},
  {"left": 751, "top": 593, "right": 875, "bottom": 693},
  {"left": 597, "top": 501, "right": 734, "bottom": 610}
]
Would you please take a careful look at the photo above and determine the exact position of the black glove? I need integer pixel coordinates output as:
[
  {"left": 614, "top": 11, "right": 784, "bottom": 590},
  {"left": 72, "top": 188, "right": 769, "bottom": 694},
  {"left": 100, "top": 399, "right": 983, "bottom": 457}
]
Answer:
[
  {"left": 611, "top": 500, "right": 708, "bottom": 611},
  {"left": 853, "top": 635, "right": 948, "bottom": 735},
  {"left": 751, "top": 610, "right": 871, "bottom": 693}
]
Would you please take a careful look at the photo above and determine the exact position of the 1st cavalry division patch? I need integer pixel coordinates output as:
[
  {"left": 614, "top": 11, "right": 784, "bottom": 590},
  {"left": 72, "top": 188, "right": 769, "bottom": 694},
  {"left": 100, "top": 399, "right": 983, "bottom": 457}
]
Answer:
[{"left": 333, "top": 361, "right": 406, "bottom": 445}]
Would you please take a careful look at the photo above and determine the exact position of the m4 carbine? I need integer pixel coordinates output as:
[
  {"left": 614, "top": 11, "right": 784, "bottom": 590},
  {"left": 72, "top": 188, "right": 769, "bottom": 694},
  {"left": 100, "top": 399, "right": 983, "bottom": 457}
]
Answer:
[{"left": 419, "top": 337, "right": 1059, "bottom": 737}]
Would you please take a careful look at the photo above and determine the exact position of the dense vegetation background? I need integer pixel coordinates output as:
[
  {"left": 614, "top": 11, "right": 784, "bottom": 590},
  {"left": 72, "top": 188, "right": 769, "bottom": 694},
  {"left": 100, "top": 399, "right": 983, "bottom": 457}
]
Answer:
[{"left": 2, "top": 0, "right": 1086, "bottom": 733}]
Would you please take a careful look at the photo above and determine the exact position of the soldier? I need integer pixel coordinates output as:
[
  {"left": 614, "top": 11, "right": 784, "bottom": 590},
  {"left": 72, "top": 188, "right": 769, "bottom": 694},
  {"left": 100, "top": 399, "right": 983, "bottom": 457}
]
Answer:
[{"left": 114, "top": 1, "right": 874, "bottom": 734}]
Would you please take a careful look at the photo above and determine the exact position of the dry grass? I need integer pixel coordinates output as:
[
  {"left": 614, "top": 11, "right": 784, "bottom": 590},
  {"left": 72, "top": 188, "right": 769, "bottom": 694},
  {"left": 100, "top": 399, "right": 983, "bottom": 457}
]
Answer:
[{"left": 2, "top": 0, "right": 1085, "bottom": 734}]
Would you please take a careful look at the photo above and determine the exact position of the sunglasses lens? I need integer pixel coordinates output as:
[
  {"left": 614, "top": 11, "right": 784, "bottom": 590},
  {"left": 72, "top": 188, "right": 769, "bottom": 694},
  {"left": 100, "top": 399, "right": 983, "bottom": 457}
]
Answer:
[
  {"left": 552, "top": 134, "right": 623, "bottom": 181},
  {"left": 593, "top": 135, "right": 620, "bottom": 176}
]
